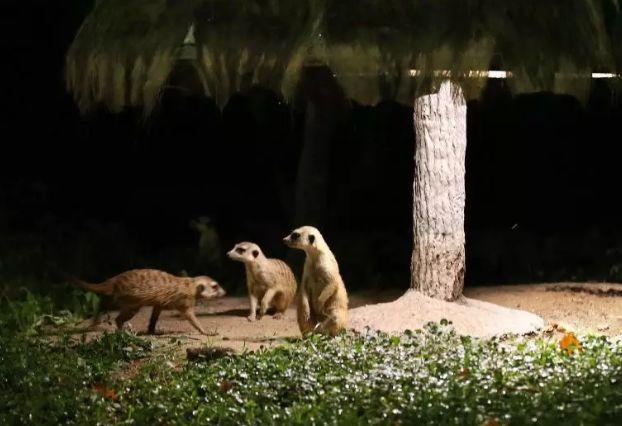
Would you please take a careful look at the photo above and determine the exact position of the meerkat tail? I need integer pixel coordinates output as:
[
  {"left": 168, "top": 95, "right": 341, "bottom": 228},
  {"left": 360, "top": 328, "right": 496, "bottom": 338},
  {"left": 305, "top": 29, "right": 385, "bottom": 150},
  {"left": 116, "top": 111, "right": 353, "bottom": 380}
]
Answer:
[{"left": 67, "top": 275, "right": 114, "bottom": 296}]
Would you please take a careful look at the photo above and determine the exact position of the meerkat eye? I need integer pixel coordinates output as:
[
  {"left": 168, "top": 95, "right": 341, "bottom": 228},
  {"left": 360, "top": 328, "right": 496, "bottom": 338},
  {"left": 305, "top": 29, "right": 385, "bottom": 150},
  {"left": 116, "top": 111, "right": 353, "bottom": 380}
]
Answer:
[
  {"left": 290, "top": 232, "right": 300, "bottom": 241},
  {"left": 308, "top": 234, "right": 315, "bottom": 244},
  {"left": 252, "top": 250, "right": 259, "bottom": 258},
  {"left": 210, "top": 282, "right": 218, "bottom": 289},
  {"left": 235, "top": 247, "right": 246, "bottom": 254}
]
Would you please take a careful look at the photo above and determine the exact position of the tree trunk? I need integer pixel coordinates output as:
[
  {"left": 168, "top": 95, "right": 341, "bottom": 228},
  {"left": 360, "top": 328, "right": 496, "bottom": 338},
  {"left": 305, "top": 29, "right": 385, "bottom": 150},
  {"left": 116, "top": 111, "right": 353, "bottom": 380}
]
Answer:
[
  {"left": 411, "top": 80, "right": 467, "bottom": 301},
  {"left": 294, "top": 101, "right": 334, "bottom": 226},
  {"left": 293, "top": 65, "right": 347, "bottom": 227}
]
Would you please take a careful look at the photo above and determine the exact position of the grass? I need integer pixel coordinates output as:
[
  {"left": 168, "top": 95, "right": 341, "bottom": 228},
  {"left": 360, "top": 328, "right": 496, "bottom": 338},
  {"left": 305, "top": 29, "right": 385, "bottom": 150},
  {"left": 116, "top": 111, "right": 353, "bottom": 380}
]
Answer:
[{"left": 1, "top": 295, "right": 621, "bottom": 425}]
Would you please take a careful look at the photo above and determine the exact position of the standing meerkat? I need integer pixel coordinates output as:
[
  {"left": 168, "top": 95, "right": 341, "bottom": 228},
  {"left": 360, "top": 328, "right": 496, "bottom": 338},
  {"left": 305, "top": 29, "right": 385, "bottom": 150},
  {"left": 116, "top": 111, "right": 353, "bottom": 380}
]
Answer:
[
  {"left": 71, "top": 269, "right": 225, "bottom": 335},
  {"left": 227, "top": 242, "right": 297, "bottom": 321},
  {"left": 283, "top": 226, "right": 348, "bottom": 336}
]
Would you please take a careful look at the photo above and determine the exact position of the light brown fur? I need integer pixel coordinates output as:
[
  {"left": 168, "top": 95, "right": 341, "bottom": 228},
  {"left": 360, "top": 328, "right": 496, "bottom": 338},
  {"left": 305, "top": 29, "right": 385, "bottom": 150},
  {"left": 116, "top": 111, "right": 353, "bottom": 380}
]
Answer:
[
  {"left": 72, "top": 269, "right": 225, "bottom": 335},
  {"left": 227, "top": 242, "right": 297, "bottom": 321},
  {"left": 283, "top": 226, "right": 348, "bottom": 336}
]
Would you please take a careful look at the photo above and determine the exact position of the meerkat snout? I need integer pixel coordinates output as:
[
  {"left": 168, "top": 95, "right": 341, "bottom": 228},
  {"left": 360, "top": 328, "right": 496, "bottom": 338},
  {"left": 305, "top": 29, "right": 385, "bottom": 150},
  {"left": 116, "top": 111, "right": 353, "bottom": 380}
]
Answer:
[
  {"left": 227, "top": 246, "right": 245, "bottom": 258},
  {"left": 283, "top": 228, "right": 319, "bottom": 250},
  {"left": 195, "top": 277, "right": 226, "bottom": 299},
  {"left": 283, "top": 231, "right": 301, "bottom": 247},
  {"left": 227, "top": 243, "right": 261, "bottom": 262},
  {"left": 290, "top": 231, "right": 300, "bottom": 241}
]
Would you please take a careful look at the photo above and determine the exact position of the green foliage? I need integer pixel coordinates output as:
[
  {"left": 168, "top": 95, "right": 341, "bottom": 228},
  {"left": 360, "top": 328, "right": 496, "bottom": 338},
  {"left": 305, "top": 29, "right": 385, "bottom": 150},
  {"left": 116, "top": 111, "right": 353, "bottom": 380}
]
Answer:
[
  {"left": 76, "top": 330, "right": 153, "bottom": 362},
  {"left": 0, "top": 329, "right": 154, "bottom": 425},
  {"left": 62, "top": 285, "right": 101, "bottom": 319},
  {"left": 0, "top": 285, "right": 104, "bottom": 335},
  {"left": 1, "top": 296, "right": 621, "bottom": 426},
  {"left": 0, "top": 289, "right": 56, "bottom": 334},
  {"left": 98, "top": 328, "right": 622, "bottom": 425}
]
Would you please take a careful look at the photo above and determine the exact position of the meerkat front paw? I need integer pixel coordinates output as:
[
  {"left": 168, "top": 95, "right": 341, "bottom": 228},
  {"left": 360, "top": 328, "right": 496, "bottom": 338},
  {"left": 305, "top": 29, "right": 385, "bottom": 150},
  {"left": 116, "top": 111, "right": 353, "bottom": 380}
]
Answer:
[
  {"left": 247, "top": 315, "right": 256, "bottom": 322},
  {"left": 273, "top": 313, "right": 284, "bottom": 320}
]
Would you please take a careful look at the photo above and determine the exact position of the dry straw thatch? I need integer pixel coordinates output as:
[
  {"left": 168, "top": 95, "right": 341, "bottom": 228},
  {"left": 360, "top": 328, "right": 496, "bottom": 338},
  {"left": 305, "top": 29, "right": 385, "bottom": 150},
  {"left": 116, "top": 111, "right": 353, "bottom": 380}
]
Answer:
[{"left": 66, "top": 0, "right": 621, "bottom": 114}]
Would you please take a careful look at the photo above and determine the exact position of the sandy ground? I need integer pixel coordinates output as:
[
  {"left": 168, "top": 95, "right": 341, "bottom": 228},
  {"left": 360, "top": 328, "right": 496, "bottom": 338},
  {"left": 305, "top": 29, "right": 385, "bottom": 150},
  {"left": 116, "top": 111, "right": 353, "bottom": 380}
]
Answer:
[
  {"left": 66, "top": 283, "right": 622, "bottom": 353},
  {"left": 349, "top": 289, "right": 546, "bottom": 338},
  {"left": 467, "top": 283, "right": 622, "bottom": 335}
]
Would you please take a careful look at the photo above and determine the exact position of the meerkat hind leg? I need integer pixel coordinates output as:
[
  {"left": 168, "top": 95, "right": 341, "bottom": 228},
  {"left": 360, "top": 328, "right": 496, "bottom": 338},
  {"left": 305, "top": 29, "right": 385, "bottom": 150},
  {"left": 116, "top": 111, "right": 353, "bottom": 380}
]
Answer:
[
  {"left": 315, "top": 317, "right": 336, "bottom": 336},
  {"left": 316, "top": 311, "right": 346, "bottom": 337},
  {"left": 115, "top": 307, "right": 139, "bottom": 331},
  {"left": 260, "top": 288, "right": 278, "bottom": 319},
  {"left": 271, "top": 292, "right": 289, "bottom": 319}
]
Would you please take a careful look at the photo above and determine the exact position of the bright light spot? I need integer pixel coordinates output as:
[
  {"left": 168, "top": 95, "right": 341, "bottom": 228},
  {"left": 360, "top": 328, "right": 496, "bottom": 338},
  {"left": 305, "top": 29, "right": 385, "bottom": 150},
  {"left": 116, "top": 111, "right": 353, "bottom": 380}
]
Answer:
[
  {"left": 408, "top": 70, "right": 619, "bottom": 79},
  {"left": 487, "top": 70, "right": 509, "bottom": 79}
]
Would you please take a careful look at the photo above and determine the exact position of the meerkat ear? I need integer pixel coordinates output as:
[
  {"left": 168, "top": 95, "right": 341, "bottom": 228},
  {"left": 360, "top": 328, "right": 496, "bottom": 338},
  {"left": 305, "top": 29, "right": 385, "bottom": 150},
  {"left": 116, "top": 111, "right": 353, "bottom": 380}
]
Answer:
[
  {"left": 195, "top": 283, "right": 205, "bottom": 295},
  {"left": 308, "top": 234, "right": 315, "bottom": 244},
  {"left": 252, "top": 250, "right": 259, "bottom": 258}
]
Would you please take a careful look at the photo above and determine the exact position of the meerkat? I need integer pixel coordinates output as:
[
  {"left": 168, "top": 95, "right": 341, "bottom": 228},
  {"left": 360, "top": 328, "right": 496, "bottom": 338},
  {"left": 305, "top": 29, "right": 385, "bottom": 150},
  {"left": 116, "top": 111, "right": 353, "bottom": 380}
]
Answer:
[
  {"left": 283, "top": 226, "right": 348, "bottom": 336},
  {"left": 227, "top": 242, "right": 297, "bottom": 321},
  {"left": 71, "top": 269, "right": 225, "bottom": 335}
]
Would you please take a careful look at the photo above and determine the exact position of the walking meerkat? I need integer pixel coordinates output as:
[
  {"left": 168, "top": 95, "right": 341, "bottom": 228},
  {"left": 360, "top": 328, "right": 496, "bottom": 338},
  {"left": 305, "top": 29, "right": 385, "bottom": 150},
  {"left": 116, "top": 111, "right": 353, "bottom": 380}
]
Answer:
[
  {"left": 283, "top": 226, "right": 348, "bottom": 336},
  {"left": 227, "top": 242, "right": 297, "bottom": 321},
  {"left": 71, "top": 269, "right": 225, "bottom": 335}
]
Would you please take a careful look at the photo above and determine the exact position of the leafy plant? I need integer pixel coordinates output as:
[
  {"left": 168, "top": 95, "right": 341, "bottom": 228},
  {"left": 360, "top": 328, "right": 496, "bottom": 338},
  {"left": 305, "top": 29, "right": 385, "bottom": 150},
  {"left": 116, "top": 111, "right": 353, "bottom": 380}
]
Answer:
[
  {"left": 0, "top": 289, "right": 55, "bottom": 334},
  {"left": 56, "top": 283, "right": 101, "bottom": 319},
  {"left": 1, "top": 293, "right": 621, "bottom": 426}
]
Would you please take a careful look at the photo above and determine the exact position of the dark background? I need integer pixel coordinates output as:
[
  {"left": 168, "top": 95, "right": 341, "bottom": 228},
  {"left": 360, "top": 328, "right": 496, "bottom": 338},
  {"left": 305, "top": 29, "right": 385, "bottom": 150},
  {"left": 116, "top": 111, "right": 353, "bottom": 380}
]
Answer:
[{"left": 2, "top": 1, "right": 622, "bottom": 296}]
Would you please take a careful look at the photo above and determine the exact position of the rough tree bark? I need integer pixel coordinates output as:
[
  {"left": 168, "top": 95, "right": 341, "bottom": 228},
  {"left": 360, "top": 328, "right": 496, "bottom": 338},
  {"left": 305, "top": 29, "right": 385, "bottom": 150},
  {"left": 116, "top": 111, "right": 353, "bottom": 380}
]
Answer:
[
  {"left": 294, "top": 101, "right": 334, "bottom": 226},
  {"left": 411, "top": 80, "right": 466, "bottom": 301}
]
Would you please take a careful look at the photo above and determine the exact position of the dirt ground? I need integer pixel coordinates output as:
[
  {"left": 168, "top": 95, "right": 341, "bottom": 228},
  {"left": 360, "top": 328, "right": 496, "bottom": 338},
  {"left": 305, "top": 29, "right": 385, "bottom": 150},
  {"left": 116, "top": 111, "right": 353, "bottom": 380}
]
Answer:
[
  {"left": 467, "top": 283, "right": 622, "bottom": 335},
  {"left": 69, "top": 283, "right": 622, "bottom": 353}
]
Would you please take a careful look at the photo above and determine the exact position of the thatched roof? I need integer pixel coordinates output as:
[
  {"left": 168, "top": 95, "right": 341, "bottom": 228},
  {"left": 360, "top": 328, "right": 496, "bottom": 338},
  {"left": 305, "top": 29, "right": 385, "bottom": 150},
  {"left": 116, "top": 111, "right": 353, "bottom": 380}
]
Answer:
[
  {"left": 66, "top": 0, "right": 620, "bottom": 114},
  {"left": 604, "top": 0, "right": 622, "bottom": 70}
]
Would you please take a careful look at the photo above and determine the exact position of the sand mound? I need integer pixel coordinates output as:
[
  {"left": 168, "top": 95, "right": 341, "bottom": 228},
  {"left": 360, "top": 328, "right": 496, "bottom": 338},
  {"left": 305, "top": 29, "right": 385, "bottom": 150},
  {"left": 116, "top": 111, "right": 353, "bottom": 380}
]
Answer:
[{"left": 349, "top": 289, "right": 545, "bottom": 338}]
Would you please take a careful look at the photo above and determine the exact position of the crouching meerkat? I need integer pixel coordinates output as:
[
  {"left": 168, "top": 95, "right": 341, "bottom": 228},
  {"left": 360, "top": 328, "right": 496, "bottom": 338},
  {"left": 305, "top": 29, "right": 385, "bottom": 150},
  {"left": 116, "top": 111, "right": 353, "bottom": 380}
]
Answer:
[
  {"left": 71, "top": 269, "right": 225, "bottom": 335},
  {"left": 227, "top": 242, "right": 297, "bottom": 321},
  {"left": 283, "top": 226, "right": 348, "bottom": 336}
]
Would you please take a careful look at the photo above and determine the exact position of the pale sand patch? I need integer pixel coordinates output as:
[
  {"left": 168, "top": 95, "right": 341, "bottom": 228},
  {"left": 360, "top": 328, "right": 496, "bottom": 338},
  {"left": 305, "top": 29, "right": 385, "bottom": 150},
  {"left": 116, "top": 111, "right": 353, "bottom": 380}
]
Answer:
[{"left": 349, "top": 289, "right": 545, "bottom": 338}]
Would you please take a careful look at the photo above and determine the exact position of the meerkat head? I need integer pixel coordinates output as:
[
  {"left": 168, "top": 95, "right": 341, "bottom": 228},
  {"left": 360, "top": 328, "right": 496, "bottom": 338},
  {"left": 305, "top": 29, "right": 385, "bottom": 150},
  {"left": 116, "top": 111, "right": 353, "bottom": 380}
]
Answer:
[
  {"left": 283, "top": 226, "right": 324, "bottom": 252},
  {"left": 227, "top": 242, "right": 264, "bottom": 264},
  {"left": 193, "top": 276, "right": 226, "bottom": 299}
]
